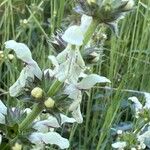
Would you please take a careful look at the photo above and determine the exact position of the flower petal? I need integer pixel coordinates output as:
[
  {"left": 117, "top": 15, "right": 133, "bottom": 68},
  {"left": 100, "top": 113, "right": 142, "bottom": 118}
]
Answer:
[
  {"left": 60, "top": 113, "right": 76, "bottom": 124},
  {"left": 29, "top": 132, "right": 43, "bottom": 145},
  {"left": 28, "top": 61, "right": 42, "bottom": 80},
  {"left": 128, "top": 96, "right": 143, "bottom": 111},
  {"left": 33, "top": 116, "right": 61, "bottom": 132},
  {"left": 77, "top": 74, "right": 111, "bottom": 89},
  {"left": 9, "top": 66, "right": 34, "bottom": 97},
  {"left": 5, "top": 40, "right": 33, "bottom": 63},
  {"left": 0, "top": 113, "right": 6, "bottom": 124},
  {"left": 5, "top": 40, "right": 42, "bottom": 80},
  {"left": 112, "top": 141, "right": 127, "bottom": 149},
  {"left": 29, "top": 132, "right": 69, "bottom": 149},
  {"left": 80, "top": 14, "right": 93, "bottom": 34},
  {"left": 55, "top": 61, "right": 68, "bottom": 82},
  {"left": 64, "top": 84, "right": 81, "bottom": 100},
  {"left": 33, "top": 120, "right": 51, "bottom": 132},
  {"left": 137, "top": 129, "right": 150, "bottom": 149},
  {"left": 56, "top": 46, "right": 69, "bottom": 63},
  {"left": 144, "top": 92, "right": 150, "bottom": 109},
  {"left": 0, "top": 100, "right": 7, "bottom": 115},
  {"left": 48, "top": 55, "right": 59, "bottom": 68},
  {"left": 33, "top": 114, "right": 76, "bottom": 132},
  {"left": 76, "top": 50, "right": 85, "bottom": 69},
  {"left": 68, "top": 63, "right": 83, "bottom": 84},
  {"left": 62, "top": 25, "right": 84, "bottom": 46},
  {"left": 42, "top": 132, "right": 69, "bottom": 149},
  {"left": 72, "top": 105, "right": 83, "bottom": 124}
]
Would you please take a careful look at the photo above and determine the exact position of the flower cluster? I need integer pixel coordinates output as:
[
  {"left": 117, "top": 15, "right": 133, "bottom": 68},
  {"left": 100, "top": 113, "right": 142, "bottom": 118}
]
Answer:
[
  {"left": 74, "top": 0, "right": 135, "bottom": 35},
  {"left": 45, "top": 14, "right": 110, "bottom": 123},
  {"left": 2, "top": 13, "right": 110, "bottom": 149},
  {"left": 112, "top": 93, "right": 150, "bottom": 150}
]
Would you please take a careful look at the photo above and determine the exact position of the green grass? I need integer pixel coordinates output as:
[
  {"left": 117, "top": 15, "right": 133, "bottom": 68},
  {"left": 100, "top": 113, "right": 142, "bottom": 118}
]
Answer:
[{"left": 0, "top": 0, "right": 150, "bottom": 149}]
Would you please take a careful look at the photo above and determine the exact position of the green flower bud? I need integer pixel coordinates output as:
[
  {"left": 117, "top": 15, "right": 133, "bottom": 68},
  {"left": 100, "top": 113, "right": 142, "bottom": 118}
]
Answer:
[
  {"left": 12, "top": 143, "right": 22, "bottom": 150},
  {"left": 8, "top": 54, "right": 14, "bottom": 60},
  {"left": 87, "top": 0, "right": 96, "bottom": 5},
  {"left": 144, "top": 117, "right": 148, "bottom": 122},
  {"left": 31, "top": 87, "right": 43, "bottom": 99},
  {"left": 0, "top": 51, "right": 4, "bottom": 58},
  {"left": 44, "top": 97, "right": 55, "bottom": 108}
]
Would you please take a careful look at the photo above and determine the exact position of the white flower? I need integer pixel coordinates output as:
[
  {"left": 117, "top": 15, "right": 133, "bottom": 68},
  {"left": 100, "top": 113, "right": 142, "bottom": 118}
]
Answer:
[
  {"left": 5, "top": 40, "right": 42, "bottom": 97},
  {"left": 27, "top": 60, "right": 42, "bottom": 80},
  {"left": 65, "top": 74, "right": 110, "bottom": 123},
  {"left": 62, "top": 26, "right": 84, "bottom": 46},
  {"left": 71, "top": 105, "right": 83, "bottom": 123},
  {"left": 33, "top": 113, "right": 76, "bottom": 132},
  {"left": 128, "top": 97, "right": 142, "bottom": 118},
  {"left": 77, "top": 74, "right": 111, "bottom": 89},
  {"left": 29, "top": 132, "right": 69, "bottom": 149},
  {"left": 0, "top": 100, "right": 7, "bottom": 124},
  {"left": 111, "top": 141, "right": 127, "bottom": 149},
  {"left": 56, "top": 49, "right": 85, "bottom": 83},
  {"left": 5, "top": 40, "right": 42, "bottom": 80},
  {"left": 30, "top": 114, "right": 75, "bottom": 149},
  {"left": 48, "top": 45, "right": 85, "bottom": 83},
  {"left": 80, "top": 14, "right": 93, "bottom": 34},
  {"left": 117, "top": 130, "right": 123, "bottom": 135},
  {"left": 9, "top": 66, "right": 34, "bottom": 97},
  {"left": 144, "top": 92, "right": 150, "bottom": 109},
  {"left": 5, "top": 40, "right": 33, "bottom": 63},
  {"left": 129, "top": 94, "right": 150, "bottom": 118},
  {"left": 137, "top": 130, "right": 149, "bottom": 149},
  {"left": 62, "top": 15, "right": 93, "bottom": 46}
]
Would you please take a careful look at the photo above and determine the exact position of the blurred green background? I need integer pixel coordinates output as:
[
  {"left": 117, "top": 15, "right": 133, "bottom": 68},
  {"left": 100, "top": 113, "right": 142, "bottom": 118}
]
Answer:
[{"left": 0, "top": 0, "right": 150, "bottom": 149}]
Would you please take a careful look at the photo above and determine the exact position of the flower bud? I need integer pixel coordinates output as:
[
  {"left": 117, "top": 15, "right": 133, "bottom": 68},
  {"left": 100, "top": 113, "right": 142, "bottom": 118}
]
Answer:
[
  {"left": 117, "top": 130, "right": 123, "bottom": 135},
  {"left": 131, "top": 148, "right": 136, "bottom": 150},
  {"left": 8, "top": 54, "right": 14, "bottom": 60},
  {"left": 23, "top": 19, "right": 28, "bottom": 24},
  {"left": 20, "top": 19, "right": 28, "bottom": 27},
  {"left": 87, "top": 0, "right": 96, "bottom": 5},
  {"left": 0, "top": 51, "right": 4, "bottom": 58},
  {"left": 0, "top": 51, "right": 4, "bottom": 64},
  {"left": 12, "top": 143, "right": 22, "bottom": 150},
  {"left": 31, "top": 87, "right": 43, "bottom": 99},
  {"left": 44, "top": 97, "right": 55, "bottom": 108},
  {"left": 144, "top": 117, "right": 148, "bottom": 122}
]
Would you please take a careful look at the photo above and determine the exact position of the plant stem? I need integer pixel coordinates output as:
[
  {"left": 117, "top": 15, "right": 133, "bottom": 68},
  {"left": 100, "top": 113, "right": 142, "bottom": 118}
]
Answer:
[
  {"left": 19, "top": 80, "right": 62, "bottom": 132},
  {"left": 48, "top": 80, "right": 62, "bottom": 96},
  {"left": 2, "top": 137, "right": 18, "bottom": 150},
  {"left": 19, "top": 103, "right": 44, "bottom": 132},
  {"left": 83, "top": 19, "right": 99, "bottom": 46}
]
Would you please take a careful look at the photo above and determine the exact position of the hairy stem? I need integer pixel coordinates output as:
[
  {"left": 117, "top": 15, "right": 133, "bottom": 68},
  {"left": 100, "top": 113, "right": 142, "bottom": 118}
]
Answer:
[
  {"left": 19, "top": 103, "right": 44, "bottom": 132},
  {"left": 83, "top": 19, "right": 99, "bottom": 46},
  {"left": 48, "top": 80, "right": 62, "bottom": 96},
  {"left": 19, "top": 80, "right": 62, "bottom": 132}
]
